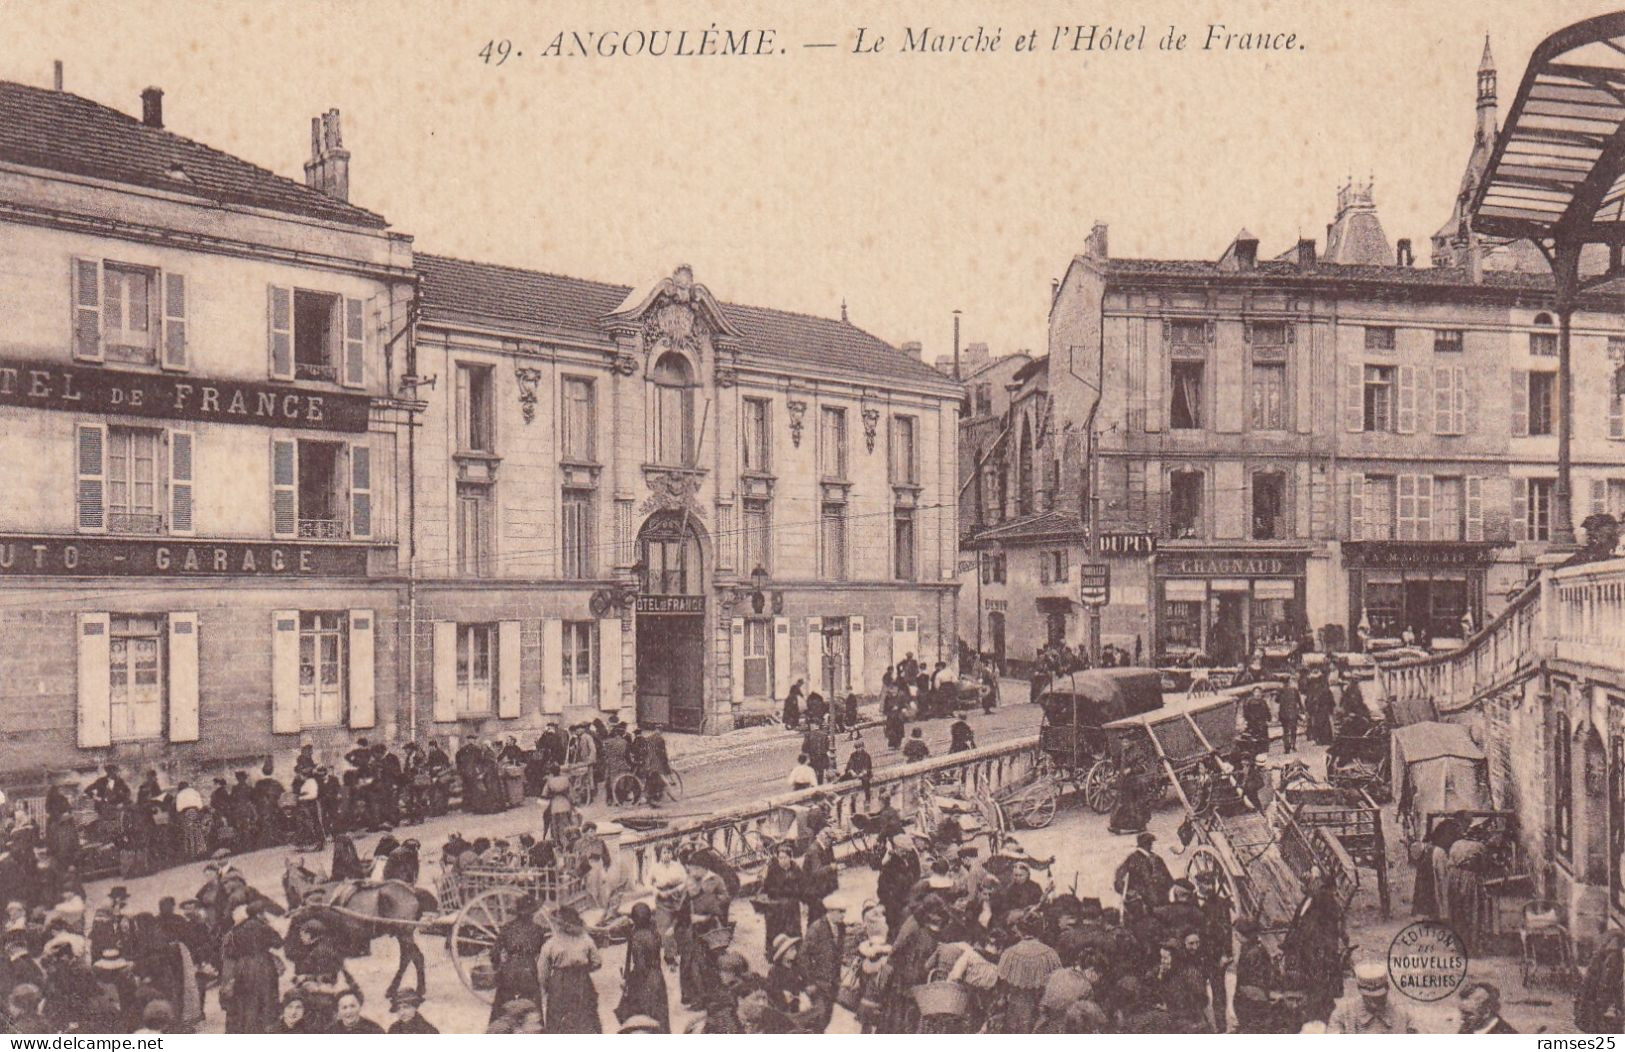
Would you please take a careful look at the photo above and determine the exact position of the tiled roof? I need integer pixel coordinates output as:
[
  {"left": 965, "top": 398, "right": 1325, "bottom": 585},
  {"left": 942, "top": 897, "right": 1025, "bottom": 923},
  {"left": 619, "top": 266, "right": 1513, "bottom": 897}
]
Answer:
[
  {"left": 416, "top": 253, "right": 956, "bottom": 389},
  {"left": 0, "top": 80, "right": 387, "bottom": 228},
  {"left": 972, "top": 510, "right": 1084, "bottom": 544}
]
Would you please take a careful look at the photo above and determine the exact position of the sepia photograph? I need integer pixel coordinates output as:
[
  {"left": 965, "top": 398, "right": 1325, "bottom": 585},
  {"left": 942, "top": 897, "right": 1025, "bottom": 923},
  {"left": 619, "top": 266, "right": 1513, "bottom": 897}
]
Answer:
[{"left": 1, "top": 0, "right": 1624, "bottom": 1038}]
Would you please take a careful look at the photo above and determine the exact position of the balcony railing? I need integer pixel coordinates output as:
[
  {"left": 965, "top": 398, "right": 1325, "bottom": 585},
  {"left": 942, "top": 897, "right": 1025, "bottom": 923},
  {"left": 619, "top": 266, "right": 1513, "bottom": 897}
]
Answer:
[
  {"left": 295, "top": 362, "right": 338, "bottom": 383},
  {"left": 298, "top": 518, "right": 346, "bottom": 539},
  {"left": 108, "top": 511, "right": 164, "bottom": 535}
]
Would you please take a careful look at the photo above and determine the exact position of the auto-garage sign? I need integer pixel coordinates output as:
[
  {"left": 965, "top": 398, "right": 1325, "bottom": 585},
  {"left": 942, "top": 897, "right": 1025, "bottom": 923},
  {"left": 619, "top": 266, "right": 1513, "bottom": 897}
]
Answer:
[{"left": 1079, "top": 563, "right": 1109, "bottom": 605}]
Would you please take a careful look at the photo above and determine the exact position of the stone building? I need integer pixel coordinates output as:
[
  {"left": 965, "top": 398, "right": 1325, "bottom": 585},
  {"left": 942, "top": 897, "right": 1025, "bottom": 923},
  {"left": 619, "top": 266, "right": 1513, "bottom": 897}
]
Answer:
[
  {"left": 0, "top": 80, "right": 416, "bottom": 781},
  {"left": 412, "top": 256, "right": 963, "bottom": 735}
]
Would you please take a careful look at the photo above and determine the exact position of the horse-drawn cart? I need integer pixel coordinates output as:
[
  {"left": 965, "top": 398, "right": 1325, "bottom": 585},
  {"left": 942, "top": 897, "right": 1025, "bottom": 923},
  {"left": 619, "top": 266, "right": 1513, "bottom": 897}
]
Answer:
[{"left": 1275, "top": 767, "right": 1392, "bottom": 918}]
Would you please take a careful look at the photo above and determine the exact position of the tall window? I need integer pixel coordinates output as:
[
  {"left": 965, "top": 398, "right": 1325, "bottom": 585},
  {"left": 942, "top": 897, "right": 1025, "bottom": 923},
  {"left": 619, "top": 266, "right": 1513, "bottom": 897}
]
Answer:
[
  {"left": 1252, "top": 471, "right": 1287, "bottom": 540},
  {"left": 1170, "top": 361, "right": 1204, "bottom": 429},
  {"left": 1364, "top": 365, "right": 1396, "bottom": 432},
  {"left": 455, "top": 623, "right": 496, "bottom": 715},
  {"left": 103, "top": 264, "right": 157, "bottom": 358},
  {"left": 893, "top": 509, "right": 915, "bottom": 581},
  {"left": 652, "top": 353, "right": 695, "bottom": 466},
  {"left": 1434, "top": 477, "right": 1464, "bottom": 541},
  {"left": 1556, "top": 708, "right": 1574, "bottom": 860},
  {"left": 298, "top": 611, "right": 346, "bottom": 727},
  {"left": 742, "top": 398, "right": 771, "bottom": 472},
  {"left": 563, "top": 621, "right": 597, "bottom": 709},
  {"left": 109, "top": 614, "right": 164, "bottom": 741},
  {"left": 742, "top": 500, "right": 771, "bottom": 574},
  {"left": 1365, "top": 476, "right": 1397, "bottom": 541},
  {"left": 890, "top": 416, "right": 918, "bottom": 484},
  {"left": 820, "top": 503, "right": 848, "bottom": 580},
  {"left": 561, "top": 490, "right": 593, "bottom": 579},
  {"left": 1169, "top": 470, "right": 1203, "bottom": 538},
  {"left": 457, "top": 483, "right": 492, "bottom": 576},
  {"left": 1250, "top": 361, "right": 1286, "bottom": 430},
  {"left": 293, "top": 290, "right": 341, "bottom": 380},
  {"left": 562, "top": 377, "right": 595, "bottom": 460},
  {"left": 743, "top": 619, "right": 771, "bottom": 697},
  {"left": 1529, "top": 477, "right": 1555, "bottom": 541},
  {"left": 107, "top": 428, "right": 162, "bottom": 534},
  {"left": 820, "top": 407, "right": 848, "bottom": 478},
  {"left": 456, "top": 364, "right": 494, "bottom": 452},
  {"left": 1529, "top": 371, "right": 1556, "bottom": 436},
  {"left": 297, "top": 441, "right": 344, "bottom": 538}
]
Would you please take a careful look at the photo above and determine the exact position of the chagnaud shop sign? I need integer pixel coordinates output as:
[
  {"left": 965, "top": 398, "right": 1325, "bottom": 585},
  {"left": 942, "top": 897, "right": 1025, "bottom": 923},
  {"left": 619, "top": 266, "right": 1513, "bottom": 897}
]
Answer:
[
  {"left": 0, "top": 537, "right": 369, "bottom": 576},
  {"left": 0, "top": 357, "right": 371, "bottom": 432},
  {"left": 1159, "top": 554, "right": 1304, "bottom": 577}
]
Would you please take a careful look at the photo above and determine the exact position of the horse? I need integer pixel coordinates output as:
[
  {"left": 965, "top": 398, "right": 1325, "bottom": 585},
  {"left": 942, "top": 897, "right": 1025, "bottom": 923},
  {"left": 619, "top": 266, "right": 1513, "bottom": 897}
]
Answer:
[{"left": 283, "top": 856, "right": 438, "bottom": 1000}]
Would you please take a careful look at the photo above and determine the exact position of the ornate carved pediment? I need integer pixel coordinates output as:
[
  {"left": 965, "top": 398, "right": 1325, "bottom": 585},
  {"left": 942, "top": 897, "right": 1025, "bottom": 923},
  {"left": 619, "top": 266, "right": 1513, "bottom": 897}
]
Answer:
[
  {"left": 514, "top": 365, "right": 544, "bottom": 424},
  {"left": 601, "top": 265, "right": 744, "bottom": 361},
  {"left": 786, "top": 399, "right": 808, "bottom": 447},
  {"left": 639, "top": 468, "right": 706, "bottom": 518}
]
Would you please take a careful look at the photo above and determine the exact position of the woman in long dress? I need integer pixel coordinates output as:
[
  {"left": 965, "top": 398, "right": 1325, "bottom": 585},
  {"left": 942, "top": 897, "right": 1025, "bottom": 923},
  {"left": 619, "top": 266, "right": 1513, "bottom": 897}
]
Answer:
[
  {"left": 542, "top": 765, "right": 577, "bottom": 843},
  {"left": 616, "top": 903, "right": 670, "bottom": 1032},
  {"left": 539, "top": 906, "right": 603, "bottom": 1033},
  {"left": 220, "top": 901, "right": 281, "bottom": 1034}
]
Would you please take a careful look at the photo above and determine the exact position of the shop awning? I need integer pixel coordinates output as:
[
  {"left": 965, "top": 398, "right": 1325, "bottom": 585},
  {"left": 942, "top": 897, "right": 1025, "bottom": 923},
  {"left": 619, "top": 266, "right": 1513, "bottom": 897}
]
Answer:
[{"left": 1035, "top": 596, "right": 1076, "bottom": 612}]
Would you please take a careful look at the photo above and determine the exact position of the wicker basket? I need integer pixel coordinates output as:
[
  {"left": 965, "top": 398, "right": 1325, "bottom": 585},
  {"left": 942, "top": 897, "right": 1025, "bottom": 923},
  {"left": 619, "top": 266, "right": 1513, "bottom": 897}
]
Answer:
[{"left": 911, "top": 972, "right": 971, "bottom": 1017}]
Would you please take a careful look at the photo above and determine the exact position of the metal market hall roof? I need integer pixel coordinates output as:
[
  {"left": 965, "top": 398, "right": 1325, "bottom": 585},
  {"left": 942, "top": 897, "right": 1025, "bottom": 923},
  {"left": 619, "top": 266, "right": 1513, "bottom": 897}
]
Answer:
[{"left": 1471, "top": 12, "right": 1625, "bottom": 246}]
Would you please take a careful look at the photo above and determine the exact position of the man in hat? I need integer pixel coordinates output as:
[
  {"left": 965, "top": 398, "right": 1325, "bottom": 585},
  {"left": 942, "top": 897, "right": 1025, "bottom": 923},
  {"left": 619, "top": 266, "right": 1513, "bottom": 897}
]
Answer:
[
  {"left": 801, "top": 719, "right": 831, "bottom": 785},
  {"left": 86, "top": 765, "right": 131, "bottom": 810},
  {"left": 903, "top": 727, "right": 930, "bottom": 764},
  {"left": 1231, "top": 916, "right": 1278, "bottom": 1033},
  {"left": 1192, "top": 867, "right": 1236, "bottom": 1031},
  {"left": 1330, "top": 960, "right": 1416, "bottom": 1033},
  {"left": 1113, "top": 833, "right": 1172, "bottom": 926},
  {"left": 800, "top": 900, "right": 843, "bottom": 1029},
  {"left": 1276, "top": 674, "right": 1301, "bottom": 754},
  {"left": 839, "top": 739, "right": 874, "bottom": 795},
  {"left": 877, "top": 834, "right": 920, "bottom": 938},
  {"left": 1456, "top": 980, "right": 1516, "bottom": 1033},
  {"left": 949, "top": 711, "right": 976, "bottom": 754},
  {"left": 387, "top": 989, "right": 440, "bottom": 1033}
]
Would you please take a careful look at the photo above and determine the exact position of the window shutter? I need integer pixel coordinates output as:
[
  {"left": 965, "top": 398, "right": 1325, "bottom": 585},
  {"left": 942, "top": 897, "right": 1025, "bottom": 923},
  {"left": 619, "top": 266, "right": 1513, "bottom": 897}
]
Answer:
[
  {"left": 272, "top": 438, "right": 298, "bottom": 538},
  {"left": 1344, "top": 363, "right": 1364, "bottom": 432},
  {"left": 432, "top": 621, "right": 458, "bottom": 722},
  {"left": 731, "top": 618, "right": 748, "bottom": 705},
  {"left": 1511, "top": 478, "right": 1529, "bottom": 541},
  {"left": 1039, "top": 557, "right": 1051, "bottom": 585},
  {"left": 270, "top": 611, "right": 300, "bottom": 734},
  {"left": 1416, "top": 475, "right": 1433, "bottom": 538},
  {"left": 76, "top": 612, "right": 112, "bottom": 748},
  {"left": 1433, "top": 366, "right": 1453, "bottom": 434},
  {"left": 349, "top": 440, "right": 372, "bottom": 539},
  {"left": 71, "top": 259, "right": 103, "bottom": 362},
  {"left": 1397, "top": 474, "right": 1417, "bottom": 540},
  {"left": 849, "top": 615, "right": 867, "bottom": 694},
  {"left": 772, "top": 616, "right": 791, "bottom": 699},
  {"left": 168, "top": 429, "right": 195, "bottom": 536},
  {"left": 1593, "top": 479, "right": 1608, "bottom": 518},
  {"left": 1465, "top": 477, "right": 1485, "bottom": 541},
  {"left": 1145, "top": 327, "right": 1165, "bottom": 432},
  {"left": 161, "top": 272, "right": 188, "bottom": 370},
  {"left": 806, "top": 617, "right": 823, "bottom": 691},
  {"left": 1511, "top": 369, "right": 1529, "bottom": 436},
  {"left": 76, "top": 422, "right": 107, "bottom": 533},
  {"left": 168, "top": 612, "right": 200, "bottom": 743},
  {"left": 541, "top": 618, "right": 564, "bottom": 714},
  {"left": 498, "top": 620, "right": 522, "bottom": 718},
  {"left": 268, "top": 286, "right": 293, "bottom": 380},
  {"left": 1453, "top": 367, "right": 1469, "bottom": 435},
  {"left": 348, "top": 610, "right": 375, "bottom": 729},
  {"left": 1347, "top": 471, "right": 1365, "bottom": 542},
  {"left": 599, "top": 617, "right": 622, "bottom": 712},
  {"left": 1397, "top": 365, "right": 1417, "bottom": 434},
  {"left": 342, "top": 297, "right": 366, "bottom": 388}
]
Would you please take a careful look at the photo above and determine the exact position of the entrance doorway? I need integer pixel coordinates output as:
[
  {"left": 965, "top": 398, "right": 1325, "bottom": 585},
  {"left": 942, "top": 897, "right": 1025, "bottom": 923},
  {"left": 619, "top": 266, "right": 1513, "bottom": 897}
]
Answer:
[
  {"left": 820, "top": 618, "right": 848, "bottom": 699},
  {"left": 1210, "top": 593, "right": 1248, "bottom": 665},
  {"left": 634, "top": 511, "right": 707, "bottom": 732},
  {"left": 989, "top": 612, "right": 1006, "bottom": 671}
]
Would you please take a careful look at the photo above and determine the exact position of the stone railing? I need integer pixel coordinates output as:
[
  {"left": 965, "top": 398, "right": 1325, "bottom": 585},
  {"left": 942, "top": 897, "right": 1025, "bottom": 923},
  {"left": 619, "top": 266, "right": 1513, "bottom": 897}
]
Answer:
[
  {"left": 1379, "top": 575, "right": 1544, "bottom": 717},
  {"left": 616, "top": 736, "right": 1042, "bottom": 888},
  {"left": 1549, "top": 556, "right": 1625, "bottom": 672}
]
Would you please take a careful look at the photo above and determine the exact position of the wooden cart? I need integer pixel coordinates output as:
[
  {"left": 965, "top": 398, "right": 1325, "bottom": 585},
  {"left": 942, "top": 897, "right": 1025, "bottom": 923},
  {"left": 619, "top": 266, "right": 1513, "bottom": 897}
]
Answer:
[
  {"left": 1275, "top": 770, "right": 1392, "bottom": 918},
  {"left": 440, "top": 861, "right": 594, "bottom": 1002}
]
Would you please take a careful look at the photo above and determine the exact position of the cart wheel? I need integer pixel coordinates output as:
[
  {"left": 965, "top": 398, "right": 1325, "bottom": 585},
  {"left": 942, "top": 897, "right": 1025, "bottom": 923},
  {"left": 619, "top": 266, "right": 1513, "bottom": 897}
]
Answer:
[
  {"left": 663, "top": 768, "right": 685, "bottom": 802},
  {"left": 613, "top": 772, "right": 644, "bottom": 806},
  {"left": 1020, "top": 782, "right": 1059, "bottom": 829},
  {"left": 449, "top": 885, "right": 528, "bottom": 1004},
  {"left": 1185, "top": 846, "right": 1235, "bottom": 900},
  {"left": 1084, "top": 760, "right": 1118, "bottom": 815}
]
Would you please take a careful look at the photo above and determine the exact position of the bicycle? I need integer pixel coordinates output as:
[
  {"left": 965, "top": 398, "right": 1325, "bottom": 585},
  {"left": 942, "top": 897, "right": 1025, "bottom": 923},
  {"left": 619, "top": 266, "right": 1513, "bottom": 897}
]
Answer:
[{"left": 612, "top": 766, "right": 685, "bottom": 806}]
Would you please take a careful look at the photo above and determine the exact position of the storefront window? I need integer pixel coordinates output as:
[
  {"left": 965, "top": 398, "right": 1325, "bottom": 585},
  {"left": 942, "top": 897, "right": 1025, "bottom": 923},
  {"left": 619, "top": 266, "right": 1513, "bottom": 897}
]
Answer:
[
  {"left": 1164, "top": 601, "right": 1203, "bottom": 648},
  {"left": 1364, "top": 581, "right": 1404, "bottom": 638}
]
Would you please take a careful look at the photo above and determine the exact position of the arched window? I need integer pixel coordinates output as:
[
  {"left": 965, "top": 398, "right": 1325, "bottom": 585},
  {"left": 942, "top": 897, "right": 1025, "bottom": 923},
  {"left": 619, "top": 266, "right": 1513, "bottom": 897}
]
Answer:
[
  {"left": 638, "top": 512, "right": 702, "bottom": 596},
  {"left": 1531, "top": 313, "right": 1557, "bottom": 357},
  {"left": 652, "top": 353, "right": 695, "bottom": 466}
]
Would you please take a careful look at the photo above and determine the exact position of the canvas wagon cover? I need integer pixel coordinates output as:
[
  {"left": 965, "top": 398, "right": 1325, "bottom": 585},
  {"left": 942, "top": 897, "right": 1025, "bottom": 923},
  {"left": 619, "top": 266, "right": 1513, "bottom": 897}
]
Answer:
[{"left": 1390, "top": 721, "right": 1492, "bottom": 811}]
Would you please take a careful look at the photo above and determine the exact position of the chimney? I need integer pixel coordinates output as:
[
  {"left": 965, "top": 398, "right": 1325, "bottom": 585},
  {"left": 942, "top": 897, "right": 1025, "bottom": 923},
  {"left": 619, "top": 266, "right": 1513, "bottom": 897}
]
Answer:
[
  {"left": 1296, "top": 238, "right": 1317, "bottom": 269},
  {"left": 1086, "top": 222, "right": 1110, "bottom": 260},
  {"left": 140, "top": 87, "right": 163, "bottom": 129},
  {"left": 1396, "top": 238, "right": 1414, "bottom": 267},
  {"left": 900, "top": 341, "right": 922, "bottom": 360},
  {"left": 1467, "top": 234, "right": 1483, "bottom": 285},
  {"left": 964, "top": 342, "right": 989, "bottom": 371},
  {"left": 53, "top": 61, "right": 63, "bottom": 92},
  {"left": 304, "top": 108, "right": 351, "bottom": 202}
]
